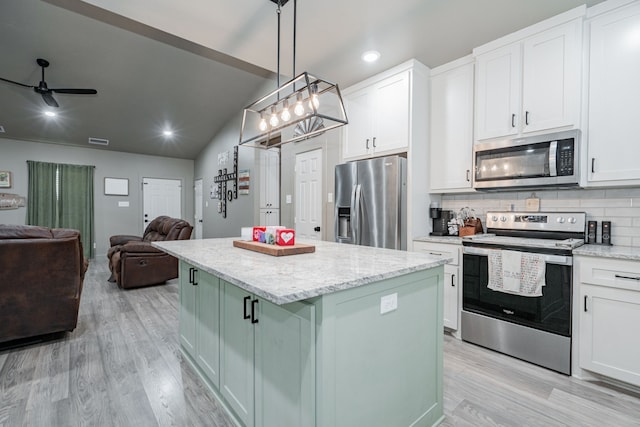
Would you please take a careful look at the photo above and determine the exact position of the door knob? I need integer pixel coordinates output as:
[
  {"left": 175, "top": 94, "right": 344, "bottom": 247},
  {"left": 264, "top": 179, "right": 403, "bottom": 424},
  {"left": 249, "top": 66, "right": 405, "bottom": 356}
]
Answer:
[{"left": 314, "top": 226, "right": 321, "bottom": 232}]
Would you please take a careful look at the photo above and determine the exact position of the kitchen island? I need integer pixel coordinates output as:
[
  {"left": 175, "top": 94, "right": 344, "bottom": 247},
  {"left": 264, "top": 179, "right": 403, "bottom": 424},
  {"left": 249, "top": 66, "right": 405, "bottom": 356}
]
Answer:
[{"left": 154, "top": 238, "right": 447, "bottom": 427}]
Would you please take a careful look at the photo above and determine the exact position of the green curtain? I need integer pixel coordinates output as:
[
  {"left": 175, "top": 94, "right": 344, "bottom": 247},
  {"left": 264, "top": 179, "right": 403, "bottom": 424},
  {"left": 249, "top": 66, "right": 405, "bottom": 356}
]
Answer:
[
  {"left": 27, "top": 160, "right": 58, "bottom": 227},
  {"left": 26, "top": 160, "right": 95, "bottom": 259},
  {"left": 59, "top": 163, "right": 95, "bottom": 259}
]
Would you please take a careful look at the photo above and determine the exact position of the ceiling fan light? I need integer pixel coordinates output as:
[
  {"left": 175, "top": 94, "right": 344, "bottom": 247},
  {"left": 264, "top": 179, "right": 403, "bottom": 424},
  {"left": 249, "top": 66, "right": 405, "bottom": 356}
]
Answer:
[{"left": 44, "top": 110, "right": 57, "bottom": 117}]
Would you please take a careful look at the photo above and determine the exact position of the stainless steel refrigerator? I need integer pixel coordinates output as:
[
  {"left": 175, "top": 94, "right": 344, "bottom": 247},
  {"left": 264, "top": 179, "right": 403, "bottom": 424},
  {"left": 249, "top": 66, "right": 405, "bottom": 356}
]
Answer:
[{"left": 334, "top": 156, "right": 407, "bottom": 250}]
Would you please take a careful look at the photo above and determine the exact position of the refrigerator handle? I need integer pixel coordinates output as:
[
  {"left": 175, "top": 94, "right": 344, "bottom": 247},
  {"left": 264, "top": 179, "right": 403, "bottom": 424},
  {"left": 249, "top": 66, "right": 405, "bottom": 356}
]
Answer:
[{"left": 352, "top": 184, "right": 361, "bottom": 244}]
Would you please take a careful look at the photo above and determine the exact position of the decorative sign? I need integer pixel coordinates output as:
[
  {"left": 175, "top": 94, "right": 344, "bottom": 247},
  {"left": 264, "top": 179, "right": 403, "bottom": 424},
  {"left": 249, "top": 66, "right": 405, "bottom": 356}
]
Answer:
[
  {"left": 213, "top": 146, "right": 239, "bottom": 218},
  {"left": 239, "top": 169, "right": 250, "bottom": 195},
  {"left": 0, "top": 193, "right": 25, "bottom": 210}
]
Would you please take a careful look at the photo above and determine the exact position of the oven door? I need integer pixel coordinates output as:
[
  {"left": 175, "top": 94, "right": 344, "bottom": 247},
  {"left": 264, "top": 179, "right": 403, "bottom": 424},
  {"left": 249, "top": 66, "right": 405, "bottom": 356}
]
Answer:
[{"left": 462, "top": 246, "right": 573, "bottom": 336}]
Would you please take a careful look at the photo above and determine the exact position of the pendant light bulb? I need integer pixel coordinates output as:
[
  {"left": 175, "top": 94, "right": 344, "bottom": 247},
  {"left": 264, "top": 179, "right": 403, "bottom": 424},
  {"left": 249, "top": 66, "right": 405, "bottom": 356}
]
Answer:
[
  {"left": 258, "top": 113, "right": 268, "bottom": 132},
  {"left": 308, "top": 84, "right": 320, "bottom": 110},
  {"left": 269, "top": 106, "right": 279, "bottom": 127},
  {"left": 281, "top": 100, "right": 291, "bottom": 122},
  {"left": 294, "top": 93, "right": 305, "bottom": 117}
]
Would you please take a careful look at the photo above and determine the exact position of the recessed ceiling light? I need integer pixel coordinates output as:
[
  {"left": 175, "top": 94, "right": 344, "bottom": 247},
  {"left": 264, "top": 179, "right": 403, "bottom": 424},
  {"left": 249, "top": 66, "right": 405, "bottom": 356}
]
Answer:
[
  {"left": 44, "top": 110, "right": 57, "bottom": 117},
  {"left": 361, "top": 50, "right": 381, "bottom": 63},
  {"left": 163, "top": 129, "right": 174, "bottom": 137}
]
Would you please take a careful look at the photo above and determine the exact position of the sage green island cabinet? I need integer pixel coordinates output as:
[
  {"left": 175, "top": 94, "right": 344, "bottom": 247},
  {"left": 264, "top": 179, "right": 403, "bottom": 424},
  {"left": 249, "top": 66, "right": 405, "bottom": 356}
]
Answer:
[{"left": 155, "top": 238, "right": 448, "bottom": 427}]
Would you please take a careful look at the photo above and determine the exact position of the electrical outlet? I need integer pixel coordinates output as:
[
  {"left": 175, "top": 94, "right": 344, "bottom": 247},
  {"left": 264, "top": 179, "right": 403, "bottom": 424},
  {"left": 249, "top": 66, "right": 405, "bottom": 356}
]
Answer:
[
  {"left": 380, "top": 293, "right": 398, "bottom": 314},
  {"left": 327, "top": 192, "right": 333, "bottom": 203},
  {"left": 286, "top": 194, "right": 292, "bottom": 204}
]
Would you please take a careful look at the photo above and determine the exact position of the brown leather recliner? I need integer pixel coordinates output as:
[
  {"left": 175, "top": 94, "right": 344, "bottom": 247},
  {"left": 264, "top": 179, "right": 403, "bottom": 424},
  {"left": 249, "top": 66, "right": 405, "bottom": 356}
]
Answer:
[
  {"left": 107, "top": 216, "right": 192, "bottom": 289},
  {"left": 0, "top": 224, "right": 87, "bottom": 345}
]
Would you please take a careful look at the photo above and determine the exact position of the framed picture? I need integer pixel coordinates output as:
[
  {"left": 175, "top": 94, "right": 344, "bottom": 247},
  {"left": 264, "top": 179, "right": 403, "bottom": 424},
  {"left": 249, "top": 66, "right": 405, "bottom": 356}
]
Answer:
[
  {"left": 104, "top": 177, "right": 129, "bottom": 196},
  {"left": 0, "top": 171, "right": 11, "bottom": 188}
]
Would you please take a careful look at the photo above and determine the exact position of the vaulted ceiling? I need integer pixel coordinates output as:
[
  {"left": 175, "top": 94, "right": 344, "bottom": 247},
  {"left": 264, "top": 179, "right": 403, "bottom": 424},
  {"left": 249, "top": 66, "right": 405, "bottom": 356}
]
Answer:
[{"left": 0, "top": 0, "right": 605, "bottom": 159}]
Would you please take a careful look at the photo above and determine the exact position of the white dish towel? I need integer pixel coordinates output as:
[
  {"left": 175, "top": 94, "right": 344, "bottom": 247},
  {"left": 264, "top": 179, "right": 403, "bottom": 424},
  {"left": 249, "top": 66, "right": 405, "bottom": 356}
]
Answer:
[{"left": 488, "top": 249, "right": 546, "bottom": 297}]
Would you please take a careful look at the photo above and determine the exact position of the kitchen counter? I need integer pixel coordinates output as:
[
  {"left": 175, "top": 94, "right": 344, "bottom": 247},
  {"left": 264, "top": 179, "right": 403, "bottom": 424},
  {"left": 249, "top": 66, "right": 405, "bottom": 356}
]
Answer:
[
  {"left": 155, "top": 237, "right": 445, "bottom": 427},
  {"left": 574, "top": 244, "right": 640, "bottom": 261},
  {"left": 154, "top": 238, "right": 449, "bottom": 305},
  {"left": 414, "top": 235, "right": 463, "bottom": 245}
]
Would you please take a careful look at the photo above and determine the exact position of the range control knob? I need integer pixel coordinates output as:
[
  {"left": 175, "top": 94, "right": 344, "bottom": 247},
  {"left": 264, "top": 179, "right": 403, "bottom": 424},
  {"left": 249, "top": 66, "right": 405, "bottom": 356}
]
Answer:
[
  {"left": 492, "top": 215, "right": 499, "bottom": 222},
  {"left": 568, "top": 217, "right": 577, "bottom": 224},
  {"left": 556, "top": 217, "right": 565, "bottom": 223},
  {"left": 500, "top": 216, "right": 508, "bottom": 222}
]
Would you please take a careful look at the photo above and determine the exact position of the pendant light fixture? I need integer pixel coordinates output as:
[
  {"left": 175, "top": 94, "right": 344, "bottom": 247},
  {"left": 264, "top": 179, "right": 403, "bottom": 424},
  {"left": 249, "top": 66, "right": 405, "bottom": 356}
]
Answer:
[{"left": 239, "top": 0, "right": 348, "bottom": 148}]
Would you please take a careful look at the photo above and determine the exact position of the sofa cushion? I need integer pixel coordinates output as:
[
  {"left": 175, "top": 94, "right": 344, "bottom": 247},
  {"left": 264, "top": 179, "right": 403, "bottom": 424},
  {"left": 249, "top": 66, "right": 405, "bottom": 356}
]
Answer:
[{"left": 0, "top": 224, "right": 53, "bottom": 239}]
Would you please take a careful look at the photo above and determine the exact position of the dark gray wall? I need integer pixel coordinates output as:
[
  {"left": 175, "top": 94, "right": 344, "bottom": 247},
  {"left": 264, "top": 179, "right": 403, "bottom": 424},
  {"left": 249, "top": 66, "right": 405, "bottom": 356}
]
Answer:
[{"left": 0, "top": 137, "right": 194, "bottom": 258}]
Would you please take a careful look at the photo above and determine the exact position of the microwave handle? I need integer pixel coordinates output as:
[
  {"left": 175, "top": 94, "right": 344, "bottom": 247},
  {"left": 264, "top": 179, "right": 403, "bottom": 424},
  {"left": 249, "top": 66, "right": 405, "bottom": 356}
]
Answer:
[{"left": 549, "top": 140, "right": 557, "bottom": 177}]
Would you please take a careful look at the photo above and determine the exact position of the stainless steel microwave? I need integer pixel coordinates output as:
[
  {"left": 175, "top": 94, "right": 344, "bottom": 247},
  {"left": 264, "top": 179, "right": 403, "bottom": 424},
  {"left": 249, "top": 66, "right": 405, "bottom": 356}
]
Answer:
[{"left": 473, "top": 130, "right": 580, "bottom": 190}]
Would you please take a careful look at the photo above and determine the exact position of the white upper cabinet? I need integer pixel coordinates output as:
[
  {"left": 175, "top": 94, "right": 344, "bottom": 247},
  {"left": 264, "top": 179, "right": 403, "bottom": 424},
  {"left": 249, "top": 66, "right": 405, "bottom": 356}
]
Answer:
[
  {"left": 521, "top": 21, "right": 581, "bottom": 133},
  {"left": 474, "top": 44, "right": 521, "bottom": 140},
  {"left": 429, "top": 56, "right": 475, "bottom": 192},
  {"left": 586, "top": 0, "right": 640, "bottom": 184},
  {"left": 342, "top": 69, "right": 410, "bottom": 160},
  {"left": 259, "top": 148, "right": 280, "bottom": 209},
  {"left": 474, "top": 14, "right": 583, "bottom": 141}
]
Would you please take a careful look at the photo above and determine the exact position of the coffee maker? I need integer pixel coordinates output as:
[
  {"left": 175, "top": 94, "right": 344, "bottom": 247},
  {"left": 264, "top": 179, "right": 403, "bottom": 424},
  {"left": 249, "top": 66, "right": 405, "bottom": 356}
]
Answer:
[{"left": 430, "top": 207, "right": 454, "bottom": 236}]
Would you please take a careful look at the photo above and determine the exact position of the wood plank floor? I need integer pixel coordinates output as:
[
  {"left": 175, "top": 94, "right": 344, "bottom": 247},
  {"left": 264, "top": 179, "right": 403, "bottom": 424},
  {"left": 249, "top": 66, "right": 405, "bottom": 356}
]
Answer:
[{"left": 1, "top": 261, "right": 639, "bottom": 426}]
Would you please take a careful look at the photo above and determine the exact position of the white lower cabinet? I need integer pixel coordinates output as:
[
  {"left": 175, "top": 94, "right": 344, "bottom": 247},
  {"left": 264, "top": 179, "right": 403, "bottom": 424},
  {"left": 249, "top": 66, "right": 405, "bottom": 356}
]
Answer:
[
  {"left": 259, "top": 208, "right": 280, "bottom": 226},
  {"left": 576, "top": 256, "right": 640, "bottom": 387},
  {"left": 413, "top": 240, "right": 461, "bottom": 331}
]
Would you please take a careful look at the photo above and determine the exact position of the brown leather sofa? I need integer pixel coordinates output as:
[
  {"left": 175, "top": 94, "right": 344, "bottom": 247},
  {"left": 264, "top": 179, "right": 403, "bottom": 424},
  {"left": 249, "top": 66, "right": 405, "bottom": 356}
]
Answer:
[
  {"left": 107, "top": 216, "right": 192, "bottom": 289},
  {"left": 0, "top": 224, "right": 87, "bottom": 345}
]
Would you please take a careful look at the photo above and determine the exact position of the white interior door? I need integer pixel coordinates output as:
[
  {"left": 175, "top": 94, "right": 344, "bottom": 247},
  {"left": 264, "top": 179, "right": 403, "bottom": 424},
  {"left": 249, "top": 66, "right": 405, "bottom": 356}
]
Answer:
[
  {"left": 295, "top": 149, "right": 323, "bottom": 240},
  {"left": 194, "top": 179, "right": 203, "bottom": 239},
  {"left": 142, "top": 177, "right": 182, "bottom": 231}
]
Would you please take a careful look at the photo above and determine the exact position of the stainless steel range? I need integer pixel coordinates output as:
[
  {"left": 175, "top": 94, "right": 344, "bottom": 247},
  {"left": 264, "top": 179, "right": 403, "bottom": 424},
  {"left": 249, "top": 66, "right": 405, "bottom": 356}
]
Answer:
[{"left": 461, "top": 211, "right": 586, "bottom": 375}]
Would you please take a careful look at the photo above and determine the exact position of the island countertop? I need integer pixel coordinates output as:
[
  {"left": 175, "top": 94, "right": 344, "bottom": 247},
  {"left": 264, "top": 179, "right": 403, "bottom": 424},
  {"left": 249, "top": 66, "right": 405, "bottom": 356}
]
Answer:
[{"left": 153, "top": 238, "right": 449, "bottom": 305}]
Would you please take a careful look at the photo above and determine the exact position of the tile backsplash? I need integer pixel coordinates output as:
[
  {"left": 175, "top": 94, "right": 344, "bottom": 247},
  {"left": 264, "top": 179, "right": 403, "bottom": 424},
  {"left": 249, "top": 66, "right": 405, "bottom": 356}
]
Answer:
[{"left": 441, "top": 187, "right": 640, "bottom": 247}]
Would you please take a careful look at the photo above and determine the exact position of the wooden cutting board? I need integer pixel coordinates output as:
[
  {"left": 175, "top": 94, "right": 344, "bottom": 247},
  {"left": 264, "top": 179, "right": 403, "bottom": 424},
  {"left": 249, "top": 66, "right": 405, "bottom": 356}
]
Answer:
[{"left": 233, "top": 240, "right": 316, "bottom": 256}]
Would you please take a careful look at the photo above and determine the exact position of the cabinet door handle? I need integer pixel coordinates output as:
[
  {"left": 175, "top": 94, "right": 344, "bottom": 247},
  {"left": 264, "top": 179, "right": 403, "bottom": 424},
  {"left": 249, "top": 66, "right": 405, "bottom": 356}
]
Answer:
[
  {"left": 525, "top": 111, "right": 530, "bottom": 126},
  {"left": 366, "top": 138, "right": 370, "bottom": 149},
  {"left": 466, "top": 170, "right": 470, "bottom": 182},
  {"left": 372, "top": 137, "right": 377, "bottom": 148},
  {"left": 192, "top": 269, "right": 198, "bottom": 286},
  {"left": 615, "top": 274, "right": 640, "bottom": 281},
  {"left": 243, "top": 296, "right": 251, "bottom": 320},
  {"left": 591, "top": 158, "right": 596, "bottom": 173},
  {"left": 451, "top": 274, "right": 455, "bottom": 287},
  {"left": 428, "top": 252, "right": 443, "bottom": 256},
  {"left": 511, "top": 113, "right": 516, "bottom": 128},
  {"left": 584, "top": 295, "right": 588, "bottom": 312},
  {"left": 188, "top": 267, "right": 194, "bottom": 284},
  {"left": 251, "top": 299, "right": 259, "bottom": 324}
]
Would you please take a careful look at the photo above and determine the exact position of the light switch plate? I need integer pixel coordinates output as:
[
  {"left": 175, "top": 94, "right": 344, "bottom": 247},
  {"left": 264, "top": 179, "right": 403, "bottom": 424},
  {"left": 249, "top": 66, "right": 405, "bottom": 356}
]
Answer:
[
  {"left": 286, "top": 194, "right": 292, "bottom": 204},
  {"left": 327, "top": 192, "right": 333, "bottom": 203},
  {"left": 380, "top": 293, "right": 398, "bottom": 314},
  {"left": 118, "top": 201, "right": 130, "bottom": 207}
]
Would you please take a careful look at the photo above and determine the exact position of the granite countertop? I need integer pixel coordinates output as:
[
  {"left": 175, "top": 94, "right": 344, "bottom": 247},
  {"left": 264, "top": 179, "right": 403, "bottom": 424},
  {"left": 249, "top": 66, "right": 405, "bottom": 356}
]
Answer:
[
  {"left": 573, "top": 244, "right": 640, "bottom": 261},
  {"left": 153, "top": 238, "right": 450, "bottom": 305},
  {"left": 413, "top": 235, "right": 463, "bottom": 245}
]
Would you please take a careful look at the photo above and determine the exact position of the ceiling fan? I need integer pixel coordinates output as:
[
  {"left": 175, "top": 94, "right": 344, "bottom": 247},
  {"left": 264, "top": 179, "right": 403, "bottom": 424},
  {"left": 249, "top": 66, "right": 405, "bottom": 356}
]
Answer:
[{"left": 0, "top": 58, "right": 97, "bottom": 108}]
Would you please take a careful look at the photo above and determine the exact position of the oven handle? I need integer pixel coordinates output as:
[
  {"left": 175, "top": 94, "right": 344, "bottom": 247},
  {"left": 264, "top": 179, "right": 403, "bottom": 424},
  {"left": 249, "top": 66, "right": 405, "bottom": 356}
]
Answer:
[{"left": 463, "top": 246, "right": 573, "bottom": 266}]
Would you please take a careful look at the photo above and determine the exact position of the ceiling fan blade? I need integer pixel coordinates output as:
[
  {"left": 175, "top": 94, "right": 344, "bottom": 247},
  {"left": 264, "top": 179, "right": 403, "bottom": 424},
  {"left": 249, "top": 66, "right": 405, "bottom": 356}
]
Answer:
[
  {"left": 41, "top": 92, "right": 59, "bottom": 108},
  {"left": 0, "top": 76, "right": 35, "bottom": 89},
  {"left": 50, "top": 88, "right": 97, "bottom": 95}
]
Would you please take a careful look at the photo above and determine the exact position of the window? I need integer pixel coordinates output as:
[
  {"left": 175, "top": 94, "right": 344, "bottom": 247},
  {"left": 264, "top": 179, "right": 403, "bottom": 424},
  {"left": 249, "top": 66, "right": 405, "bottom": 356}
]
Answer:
[{"left": 27, "top": 160, "right": 95, "bottom": 258}]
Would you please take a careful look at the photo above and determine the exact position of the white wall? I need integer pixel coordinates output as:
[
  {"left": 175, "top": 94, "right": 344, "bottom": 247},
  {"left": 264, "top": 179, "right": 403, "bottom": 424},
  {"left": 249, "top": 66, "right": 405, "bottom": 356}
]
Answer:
[
  {"left": 441, "top": 187, "right": 640, "bottom": 247},
  {"left": 0, "top": 137, "right": 194, "bottom": 258}
]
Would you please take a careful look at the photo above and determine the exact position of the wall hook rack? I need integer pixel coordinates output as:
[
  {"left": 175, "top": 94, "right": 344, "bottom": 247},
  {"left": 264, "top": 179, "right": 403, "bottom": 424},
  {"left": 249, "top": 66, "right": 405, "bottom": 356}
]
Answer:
[{"left": 213, "top": 146, "right": 239, "bottom": 218}]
